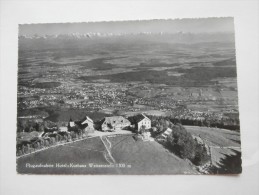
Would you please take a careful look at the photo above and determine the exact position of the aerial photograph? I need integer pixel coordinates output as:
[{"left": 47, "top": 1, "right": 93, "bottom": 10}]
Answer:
[{"left": 16, "top": 18, "right": 241, "bottom": 175}]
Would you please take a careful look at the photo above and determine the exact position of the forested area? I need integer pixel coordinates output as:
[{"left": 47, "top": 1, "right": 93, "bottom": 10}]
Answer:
[{"left": 146, "top": 116, "right": 210, "bottom": 166}]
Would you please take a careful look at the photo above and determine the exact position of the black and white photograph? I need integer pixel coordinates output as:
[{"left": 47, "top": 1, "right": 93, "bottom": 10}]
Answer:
[
  {"left": 1, "top": 0, "right": 259, "bottom": 194},
  {"left": 16, "top": 18, "right": 242, "bottom": 175}
]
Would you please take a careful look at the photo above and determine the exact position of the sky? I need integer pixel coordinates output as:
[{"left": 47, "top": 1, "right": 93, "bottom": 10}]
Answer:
[{"left": 19, "top": 17, "right": 235, "bottom": 36}]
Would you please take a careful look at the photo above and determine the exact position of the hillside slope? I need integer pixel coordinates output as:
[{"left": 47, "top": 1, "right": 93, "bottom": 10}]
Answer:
[
  {"left": 17, "top": 135, "right": 198, "bottom": 174},
  {"left": 108, "top": 135, "right": 198, "bottom": 174}
]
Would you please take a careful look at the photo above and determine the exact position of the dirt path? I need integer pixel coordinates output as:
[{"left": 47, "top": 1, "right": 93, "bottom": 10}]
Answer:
[{"left": 100, "top": 136, "right": 116, "bottom": 164}]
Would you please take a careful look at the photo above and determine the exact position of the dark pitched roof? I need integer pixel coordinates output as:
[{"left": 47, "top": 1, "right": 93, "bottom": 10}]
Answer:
[
  {"left": 75, "top": 121, "right": 88, "bottom": 129},
  {"left": 68, "top": 115, "right": 92, "bottom": 129},
  {"left": 102, "top": 116, "right": 130, "bottom": 125},
  {"left": 133, "top": 114, "right": 150, "bottom": 123},
  {"left": 79, "top": 116, "right": 93, "bottom": 124}
]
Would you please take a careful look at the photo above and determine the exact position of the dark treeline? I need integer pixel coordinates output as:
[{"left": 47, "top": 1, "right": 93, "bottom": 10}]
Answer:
[
  {"left": 17, "top": 123, "right": 90, "bottom": 156},
  {"left": 170, "top": 118, "right": 240, "bottom": 131},
  {"left": 146, "top": 115, "right": 240, "bottom": 131},
  {"left": 17, "top": 119, "right": 60, "bottom": 133},
  {"left": 148, "top": 116, "right": 211, "bottom": 166},
  {"left": 17, "top": 119, "right": 45, "bottom": 132}
]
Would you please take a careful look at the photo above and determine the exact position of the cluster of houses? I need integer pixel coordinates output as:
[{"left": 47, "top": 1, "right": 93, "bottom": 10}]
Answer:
[
  {"left": 16, "top": 113, "right": 154, "bottom": 156},
  {"left": 66, "top": 113, "right": 152, "bottom": 134}
]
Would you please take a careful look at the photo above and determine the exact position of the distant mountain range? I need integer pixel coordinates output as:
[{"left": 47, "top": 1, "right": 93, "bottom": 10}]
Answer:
[
  {"left": 19, "top": 18, "right": 235, "bottom": 50},
  {"left": 18, "top": 32, "right": 235, "bottom": 51},
  {"left": 19, "top": 31, "right": 234, "bottom": 40},
  {"left": 19, "top": 18, "right": 235, "bottom": 37}
]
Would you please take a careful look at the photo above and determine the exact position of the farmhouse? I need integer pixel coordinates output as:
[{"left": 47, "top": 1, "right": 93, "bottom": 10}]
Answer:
[
  {"left": 133, "top": 114, "right": 151, "bottom": 131},
  {"left": 80, "top": 116, "right": 94, "bottom": 126},
  {"left": 68, "top": 116, "right": 95, "bottom": 133},
  {"left": 101, "top": 116, "right": 130, "bottom": 131},
  {"left": 77, "top": 116, "right": 95, "bottom": 133}
]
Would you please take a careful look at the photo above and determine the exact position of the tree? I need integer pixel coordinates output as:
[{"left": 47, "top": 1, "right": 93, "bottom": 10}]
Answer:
[
  {"left": 34, "top": 123, "right": 40, "bottom": 131},
  {"left": 67, "top": 134, "right": 72, "bottom": 141},
  {"left": 44, "top": 139, "right": 49, "bottom": 147},
  {"left": 17, "top": 149, "right": 23, "bottom": 156},
  {"left": 166, "top": 124, "right": 210, "bottom": 165},
  {"left": 193, "top": 144, "right": 210, "bottom": 166},
  {"left": 50, "top": 137, "right": 56, "bottom": 145},
  {"left": 139, "top": 125, "right": 146, "bottom": 134},
  {"left": 17, "top": 120, "right": 27, "bottom": 132},
  {"left": 63, "top": 134, "right": 68, "bottom": 141},
  {"left": 70, "top": 131, "right": 76, "bottom": 139},
  {"left": 157, "top": 125, "right": 164, "bottom": 133},
  {"left": 39, "top": 124, "right": 45, "bottom": 132}
]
